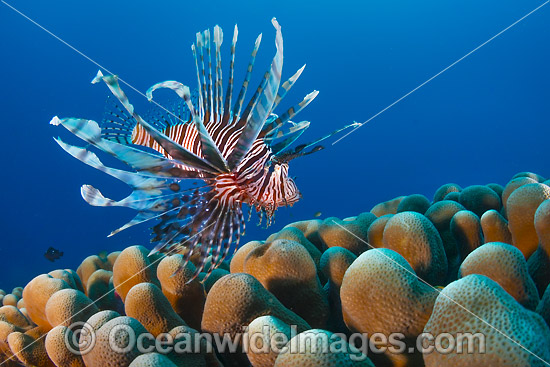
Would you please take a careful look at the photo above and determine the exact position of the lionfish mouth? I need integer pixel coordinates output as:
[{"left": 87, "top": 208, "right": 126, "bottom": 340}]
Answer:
[{"left": 51, "top": 18, "right": 358, "bottom": 281}]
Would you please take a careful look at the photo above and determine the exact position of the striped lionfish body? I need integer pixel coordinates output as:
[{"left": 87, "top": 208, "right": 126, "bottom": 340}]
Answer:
[{"left": 52, "top": 19, "right": 358, "bottom": 279}]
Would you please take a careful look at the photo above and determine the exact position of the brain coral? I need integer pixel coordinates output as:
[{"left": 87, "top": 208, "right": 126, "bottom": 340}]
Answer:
[
  {"left": 371, "top": 196, "right": 405, "bottom": 217},
  {"left": 318, "top": 213, "right": 376, "bottom": 255},
  {"left": 366, "top": 214, "right": 393, "bottom": 249},
  {"left": 433, "top": 183, "right": 462, "bottom": 202},
  {"left": 86, "top": 269, "right": 117, "bottom": 311},
  {"left": 22, "top": 274, "right": 71, "bottom": 330},
  {"left": 274, "top": 329, "right": 374, "bottom": 367},
  {"left": 81, "top": 316, "right": 149, "bottom": 367},
  {"left": 423, "top": 274, "right": 550, "bottom": 367},
  {"left": 124, "top": 282, "right": 186, "bottom": 337},
  {"left": 8, "top": 330, "right": 54, "bottom": 367},
  {"left": 112, "top": 246, "right": 161, "bottom": 302},
  {"left": 459, "top": 242, "right": 539, "bottom": 310},
  {"left": 156, "top": 254, "right": 205, "bottom": 330},
  {"left": 425, "top": 200, "right": 466, "bottom": 273},
  {"left": 230, "top": 240, "right": 264, "bottom": 274},
  {"left": 45, "top": 289, "right": 99, "bottom": 328},
  {"left": 382, "top": 212, "right": 448, "bottom": 285},
  {"left": 506, "top": 183, "right": 550, "bottom": 258},
  {"left": 537, "top": 285, "right": 550, "bottom": 327},
  {"left": 128, "top": 353, "right": 177, "bottom": 367},
  {"left": 267, "top": 226, "right": 323, "bottom": 270},
  {"left": 512, "top": 171, "right": 546, "bottom": 182},
  {"left": 245, "top": 315, "right": 295, "bottom": 367},
  {"left": 502, "top": 177, "right": 538, "bottom": 211},
  {"left": 444, "top": 191, "right": 460, "bottom": 202},
  {"left": 202, "top": 273, "right": 310, "bottom": 337},
  {"left": 45, "top": 325, "right": 85, "bottom": 367},
  {"left": 48, "top": 270, "right": 84, "bottom": 293},
  {"left": 0, "top": 306, "right": 31, "bottom": 330},
  {"left": 76, "top": 255, "right": 110, "bottom": 292},
  {"left": 450, "top": 210, "right": 483, "bottom": 261},
  {"left": 320, "top": 246, "right": 357, "bottom": 288},
  {"left": 340, "top": 248, "right": 438, "bottom": 367},
  {"left": 480, "top": 209, "right": 513, "bottom": 244},
  {"left": 202, "top": 273, "right": 310, "bottom": 366},
  {"left": 243, "top": 239, "right": 329, "bottom": 328},
  {"left": 528, "top": 199, "right": 550, "bottom": 296},
  {"left": 486, "top": 183, "right": 504, "bottom": 198},
  {"left": 396, "top": 194, "right": 431, "bottom": 214},
  {"left": 458, "top": 185, "right": 501, "bottom": 217},
  {"left": 284, "top": 219, "right": 324, "bottom": 251}
]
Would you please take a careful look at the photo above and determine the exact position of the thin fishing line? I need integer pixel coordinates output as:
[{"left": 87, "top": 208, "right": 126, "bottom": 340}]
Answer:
[
  {"left": 1, "top": 0, "right": 192, "bottom": 127},
  {"left": 333, "top": 1, "right": 549, "bottom": 144}
]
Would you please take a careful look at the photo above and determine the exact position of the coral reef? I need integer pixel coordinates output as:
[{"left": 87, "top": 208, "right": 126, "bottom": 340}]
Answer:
[{"left": 2, "top": 171, "right": 550, "bottom": 367}]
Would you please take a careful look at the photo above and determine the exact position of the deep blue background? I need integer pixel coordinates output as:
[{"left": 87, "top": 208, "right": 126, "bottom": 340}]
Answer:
[{"left": 1, "top": 0, "right": 548, "bottom": 291}]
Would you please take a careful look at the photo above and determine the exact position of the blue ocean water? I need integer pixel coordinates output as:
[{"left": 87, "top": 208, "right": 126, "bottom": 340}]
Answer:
[{"left": 0, "top": 0, "right": 548, "bottom": 291}]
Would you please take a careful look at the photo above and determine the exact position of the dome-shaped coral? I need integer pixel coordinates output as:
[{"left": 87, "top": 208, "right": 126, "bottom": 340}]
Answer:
[
  {"left": 507, "top": 183, "right": 550, "bottom": 258},
  {"left": 112, "top": 246, "right": 161, "bottom": 302},
  {"left": 243, "top": 239, "right": 329, "bottom": 328},
  {"left": 383, "top": 212, "right": 447, "bottom": 284},
  {"left": 433, "top": 183, "right": 462, "bottom": 202},
  {"left": 480, "top": 209, "right": 512, "bottom": 244},
  {"left": 371, "top": 196, "right": 405, "bottom": 217},
  {"left": 274, "top": 329, "right": 374, "bottom": 366},
  {"left": 396, "top": 194, "right": 431, "bottom": 214},
  {"left": 450, "top": 210, "right": 483, "bottom": 261},
  {"left": 341, "top": 248, "right": 438, "bottom": 366},
  {"left": 423, "top": 274, "right": 550, "bottom": 366},
  {"left": 318, "top": 213, "right": 376, "bottom": 255},
  {"left": 458, "top": 185, "right": 501, "bottom": 217},
  {"left": 459, "top": 242, "right": 539, "bottom": 309},
  {"left": 156, "top": 255, "right": 205, "bottom": 330}
]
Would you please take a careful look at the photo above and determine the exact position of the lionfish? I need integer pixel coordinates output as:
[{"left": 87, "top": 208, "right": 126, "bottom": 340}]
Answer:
[{"left": 51, "top": 18, "right": 357, "bottom": 279}]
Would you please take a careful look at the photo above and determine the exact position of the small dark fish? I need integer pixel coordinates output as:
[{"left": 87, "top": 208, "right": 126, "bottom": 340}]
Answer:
[
  {"left": 44, "top": 247, "right": 63, "bottom": 262},
  {"left": 314, "top": 211, "right": 322, "bottom": 218}
]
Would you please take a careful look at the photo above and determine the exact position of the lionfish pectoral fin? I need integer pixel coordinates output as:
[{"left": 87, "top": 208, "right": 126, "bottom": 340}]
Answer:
[
  {"left": 226, "top": 18, "right": 283, "bottom": 170},
  {"left": 54, "top": 137, "right": 165, "bottom": 192},
  {"left": 273, "top": 121, "right": 360, "bottom": 162},
  {"left": 264, "top": 120, "right": 310, "bottom": 154},
  {"left": 55, "top": 136, "right": 200, "bottom": 237},
  {"left": 108, "top": 211, "right": 162, "bottom": 237},
  {"left": 53, "top": 116, "right": 197, "bottom": 179},
  {"left": 262, "top": 90, "right": 319, "bottom": 139},
  {"left": 147, "top": 81, "right": 229, "bottom": 173},
  {"left": 92, "top": 71, "right": 221, "bottom": 174}
]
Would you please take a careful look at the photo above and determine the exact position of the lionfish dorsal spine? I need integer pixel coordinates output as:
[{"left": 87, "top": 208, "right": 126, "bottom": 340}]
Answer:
[
  {"left": 204, "top": 29, "right": 214, "bottom": 120},
  {"left": 272, "top": 64, "right": 306, "bottom": 111},
  {"left": 233, "top": 33, "right": 262, "bottom": 120},
  {"left": 226, "top": 18, "right": 283, "bottom": 170},
  {"left": 264, "top": 90, "right": 320, "bottom": 140},
  {"left": 223, "top": 25, "right": 238, "bottom": 123},
  {"left": 214, "top": 25, "right": 223, "bottom": 118}
]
